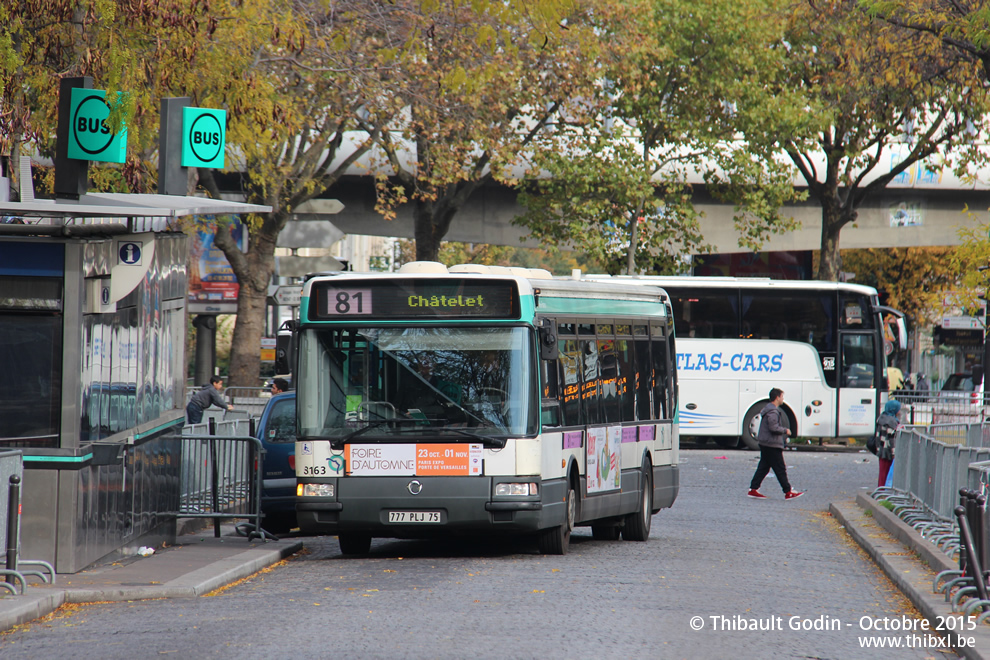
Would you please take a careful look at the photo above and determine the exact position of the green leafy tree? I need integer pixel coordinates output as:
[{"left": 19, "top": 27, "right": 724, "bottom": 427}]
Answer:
[
  {"left": 0, "top": 0, "right": 281, "bottom": 193},
  {"left": 748, "top": 0, "right": 990, "bottom": 282},
  {"left": 861, "top": 1, "right": 990, "bottom": 80},
  {"left": 514, "top": 0, "right": 803, "bottom": 275},
  {"left": 0, "top": 0, "right": 390, "bottom": 386},
  {"left": 841, "top": 247, "right": 961, "bottom": 327},
  {"left": 351, "top": 0, "right": 601, "bottom": 262}
]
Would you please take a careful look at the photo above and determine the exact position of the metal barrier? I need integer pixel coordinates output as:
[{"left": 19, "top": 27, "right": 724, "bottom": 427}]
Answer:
[
  {"left": 224, "top": 386, "right": 273, "bottom": 418},
  {"left": 896, "top": 390, "right": 990, "bottom": 428},
  {"left": 873, "top": 424, "right": 990, "bottom": 619},
  {"left": 178, "top": 419, "right": 268, "bottom": 541},
  {"left": 0, "top": 451, "right": 55, "bottom": 596},
  {"left": 185, "top": 384, "right": 272, "bottom": 419}
]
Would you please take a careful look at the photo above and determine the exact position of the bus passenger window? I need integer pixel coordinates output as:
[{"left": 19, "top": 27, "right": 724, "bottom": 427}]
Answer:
[
  {"left": 615, "top": 339, "right": 636, "bottom": 421},
  {"left": 598, "top": 337, "right": 620, "bottom": 423},
  {"left": 634, "top": 339, "right": 653, "bottom": 421},
  {"left": 582, "top": 339, "right": 602, "bottom": 425},
  {"left": 558, "top": 338, "right": 582, "bottom": 426}
]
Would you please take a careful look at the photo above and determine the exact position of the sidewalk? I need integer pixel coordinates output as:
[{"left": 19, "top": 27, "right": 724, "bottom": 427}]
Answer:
[
  {"left": 832, "top": 494, "right": 990, "bottom": 660},
  {"left": 0, "top": 524, "right": 302, "bottom": 632}
]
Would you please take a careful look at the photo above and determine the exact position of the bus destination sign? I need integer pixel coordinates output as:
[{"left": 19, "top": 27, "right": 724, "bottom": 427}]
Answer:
[{"left": 309, "top": 279, "right": 519, "bottom": 320}]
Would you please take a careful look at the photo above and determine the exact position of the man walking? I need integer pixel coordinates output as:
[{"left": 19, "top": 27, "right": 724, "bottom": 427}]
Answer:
[
  {"left": 186, "top": 375, "right": 234, "bottom": 424},
  {"left": 748, "top": 387, "right": 804, "bottom": 500}
]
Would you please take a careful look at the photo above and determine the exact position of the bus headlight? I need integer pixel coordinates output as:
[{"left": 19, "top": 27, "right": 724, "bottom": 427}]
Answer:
[
  {"left": 298, "top": 483, "right": 334, "bottom": 497},
  {"left": 495, "top": 482, "right": 538, "bottom": 496}
]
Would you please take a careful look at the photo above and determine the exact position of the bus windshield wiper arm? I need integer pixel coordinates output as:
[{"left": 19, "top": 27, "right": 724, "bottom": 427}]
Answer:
[
  {"left": 331, "top": 418, "right": 420, "bottom": 449},
  {"left": 437, "top": 426, "right": 507, "bottom": 448}
]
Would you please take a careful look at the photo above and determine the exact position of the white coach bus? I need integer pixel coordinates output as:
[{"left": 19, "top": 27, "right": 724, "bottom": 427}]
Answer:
[{"left": 588, "top": 275, "right": 905, "bottom": 448}]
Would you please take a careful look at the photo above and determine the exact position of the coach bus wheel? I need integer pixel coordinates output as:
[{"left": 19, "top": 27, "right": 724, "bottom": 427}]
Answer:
[
  {"left": 537, "top": 483, "right": 575, "bottom": 555},
  {"left": 338, "top": 533, "right": 372, "bottom": 556},
  {"left": 591, "top": 523, "right": 621, "bottom": 541},
  {"left": 741, "top": 403, "right": 765, "bottom": 450},
  {"left": 622, "top": 461, "right": 652, "bottom": 542}
]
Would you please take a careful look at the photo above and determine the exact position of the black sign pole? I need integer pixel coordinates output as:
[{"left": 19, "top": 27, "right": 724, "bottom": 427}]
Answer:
[
  {"left": 54, "top": 76, "right": 93, "bottom": 200},
  {"left": 158, "top": 97, "right": 191, "bottom": 196}
]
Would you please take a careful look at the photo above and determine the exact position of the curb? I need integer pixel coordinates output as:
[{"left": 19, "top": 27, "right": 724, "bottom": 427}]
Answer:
[
  {"left": 0, "top": 540, "right": 302, "bottom": 632},
  {"left": 831, "top": 498, "right": 990, "bottom": 659}
]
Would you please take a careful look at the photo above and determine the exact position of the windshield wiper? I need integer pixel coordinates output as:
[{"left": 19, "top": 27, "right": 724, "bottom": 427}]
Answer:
[
  {"left": 330, "top": 418, "right": 421, "bottom": 450},
  {"left": 435, "top": 426, "right": 507, "bottom": 448}
]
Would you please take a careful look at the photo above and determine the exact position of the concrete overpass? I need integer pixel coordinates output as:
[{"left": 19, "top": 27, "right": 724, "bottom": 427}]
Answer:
[{"left": 295, "top": 175, "right": 987, "bottom": 254}]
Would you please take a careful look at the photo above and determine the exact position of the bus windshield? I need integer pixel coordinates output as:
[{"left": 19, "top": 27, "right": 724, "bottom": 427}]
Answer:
[{"left": 297, "top": 326, "right": 539, "bottom": 441}]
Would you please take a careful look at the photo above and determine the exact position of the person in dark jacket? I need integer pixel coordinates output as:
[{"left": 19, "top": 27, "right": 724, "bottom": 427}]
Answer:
[
  {"left": 748, "top": 387, "right": 804, "bottom": 500},
  {"left": 873, "top": 399, "right": 901, "bottom": 487},
  {"left": 186, "top": 375, "right": 234, "bottom": 424}
]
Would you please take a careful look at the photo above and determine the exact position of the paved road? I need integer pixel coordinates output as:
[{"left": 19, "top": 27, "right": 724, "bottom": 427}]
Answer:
[{"left": 0, "top": 449, "right": 960, "bottom": 659}]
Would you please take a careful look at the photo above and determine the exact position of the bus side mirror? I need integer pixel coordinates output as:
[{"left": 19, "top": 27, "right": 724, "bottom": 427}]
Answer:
[
  {"left": 275, "top": 320, "right": 298, "bottom": 376},
  {"left": 538, "top": 318, "right": 558, "bottom": 361},
  {"left": 974, "top": 365, "right": 984, "bottom": 386}
]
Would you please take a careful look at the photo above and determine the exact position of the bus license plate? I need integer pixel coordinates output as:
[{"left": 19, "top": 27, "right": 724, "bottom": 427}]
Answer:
[{"left": 388, "top": 511, "right": 441, "bottom": 524}]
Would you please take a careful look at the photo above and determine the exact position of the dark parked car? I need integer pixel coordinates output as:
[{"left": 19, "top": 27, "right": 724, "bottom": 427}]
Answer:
[{"left": 257, "top": 391, "right": 297, "bottom": 533}]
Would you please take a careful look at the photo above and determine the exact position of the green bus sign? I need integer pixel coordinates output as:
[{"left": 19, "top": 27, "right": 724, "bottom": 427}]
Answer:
[
  {"left": 181, "top": 107, "right": 226, "bottom": 168},
  {"left": 67, "top": 88, "right": 127, "bottom": 164}
]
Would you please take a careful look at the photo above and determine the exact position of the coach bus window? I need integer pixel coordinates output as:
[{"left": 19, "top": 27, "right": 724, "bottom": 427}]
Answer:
[
  {"left": 840, "top": 295, "right": 875, "bottom": 329},
  {"left": 841, "top": 334, "right": 877, "bottom": 388},
  {"left": 741, "top": 291, "right": 833, "bottom": 351},
  {"left": 667, "top": 290, "right": 737, "bottom": 339}
]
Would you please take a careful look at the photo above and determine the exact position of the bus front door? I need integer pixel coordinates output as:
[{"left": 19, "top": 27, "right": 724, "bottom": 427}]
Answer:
[{"left": 837, "top": 333, "right": 878, "bottom": 437}]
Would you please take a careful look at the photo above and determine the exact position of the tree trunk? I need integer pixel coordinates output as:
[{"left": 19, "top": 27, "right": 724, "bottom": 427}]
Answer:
[
  {"left": 626, "top": 202, "right": 643, "bottom": 276},
  {"left": 221, "top": 220, "right": 278, "bottom": 387},
  {"left": 413, "top": 199, "right": 443, "bottom": 261},
  {"left": 816, "top": 200, "right": 848, "bottom": 282}
]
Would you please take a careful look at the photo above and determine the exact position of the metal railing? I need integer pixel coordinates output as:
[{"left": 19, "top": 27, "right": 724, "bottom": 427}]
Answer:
[
  {"left": 871, "top": 423, "right": 990, "bottom": 619},
  {"left": 178, "top": 418, "right": 268, "bottom": 541},
  {"left": 224, "top": 386, "right": 273, "bottom": 418},
  {"left": 184, "top": 384, "right": 273, "bottom": 419},
  {"left": 0, "top": 450, "right": 55, "bottom": 596},
  {"left": 894, "top": 390, "right": 990, "bottom": 427}
]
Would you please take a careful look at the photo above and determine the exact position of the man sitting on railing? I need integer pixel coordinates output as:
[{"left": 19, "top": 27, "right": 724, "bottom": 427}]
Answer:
[{"left": 186, "top": 376, "right": 234, "bottom": 424}]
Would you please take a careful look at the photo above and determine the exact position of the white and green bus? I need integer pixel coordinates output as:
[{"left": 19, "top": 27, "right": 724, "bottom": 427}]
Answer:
[
  {"left": 588, "top": 275, "right": 906, "bottom": 449},
  {"left": 290, "top": 262, "right": 679, "bottom": 555}
]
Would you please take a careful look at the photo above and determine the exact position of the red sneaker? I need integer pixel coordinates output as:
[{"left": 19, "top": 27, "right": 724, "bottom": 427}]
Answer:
[
  {"left": 784, "top": 490, "right": 804, "bottom": 500},
  {"left": 747, "top": 489, "right": 767, "bottom": 499}
]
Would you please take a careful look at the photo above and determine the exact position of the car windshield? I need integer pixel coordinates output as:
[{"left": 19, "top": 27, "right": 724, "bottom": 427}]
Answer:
[{"left": 296, "top": 326, "right": 538, "bottom": 441}]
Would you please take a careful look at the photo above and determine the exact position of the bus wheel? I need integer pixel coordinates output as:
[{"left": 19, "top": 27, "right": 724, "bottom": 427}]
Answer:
[
  {"left": 622, "top": 461, "right": 653, "bottom": 542},
  {"left": 537, "top": 483, "right": 575, "bottom": 555},
  {"left": 591, "top": 523, "right": 621, "bottom": 541},
  {"left": 741, "top": 403, "right": 765, "bottom": 450},
  {"left": 338, "top": 533, "right": 372, "bottom": 556}
]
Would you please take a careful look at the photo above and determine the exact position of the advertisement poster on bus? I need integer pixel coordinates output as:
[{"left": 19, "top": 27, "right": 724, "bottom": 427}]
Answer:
[
  {"left": 586, "top": 426, "right": 620, "bottom": 493},
  {"left": 187, "top": 215, "right": 246, "bottom": 314}
]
